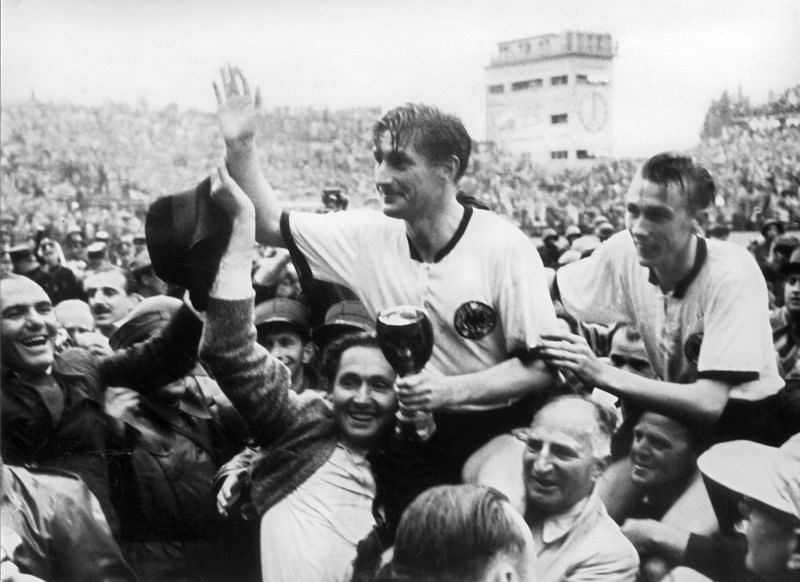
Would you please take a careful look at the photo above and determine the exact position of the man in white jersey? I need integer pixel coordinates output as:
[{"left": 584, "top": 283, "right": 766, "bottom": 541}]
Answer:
[
  {"left": 214, "top": 65, "right": 559, "bottom": 532},
  {"left": 545, "top": 152, "right": 784, "bottom": 446}
]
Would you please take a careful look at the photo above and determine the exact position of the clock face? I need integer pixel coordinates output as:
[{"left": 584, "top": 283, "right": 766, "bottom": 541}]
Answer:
[{"left": 579, "top": 91, "right": 608, "bottom": 133}]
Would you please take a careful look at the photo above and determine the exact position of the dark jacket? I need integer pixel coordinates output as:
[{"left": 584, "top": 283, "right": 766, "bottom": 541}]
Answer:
[
  {"left": 1, "top": 464, "right": 138, "bottom": 582},
  {"left": 1, "top": 304, "right": 202, "bottom": 531}
]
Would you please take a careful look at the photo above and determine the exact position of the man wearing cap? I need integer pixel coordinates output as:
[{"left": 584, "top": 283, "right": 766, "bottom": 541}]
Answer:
[
  {"left": 637, "top": 435, "right": 800, "bottom": 582},
  {"left": 771, "top": 248, "right": 800, "bottom": 379},
  {"left": 565, "top": 225, "right": 582, "bottom": 249},
  {"left": 254, "top": 297, "right": 325, "bottom": 398},
  {"left": 128, "top": 248, "right": 169, "bottom": 298},
  {"left": 37, "top": 238, "right": 84, "bottom": 305},
  {"left": 104, "top": 295, "right": 255, "bottom": 582},
  {"left": 547, "top": 153, "right": 784, "bottom": 447},
  {"left": 313, "top": 300, "right": 374, "bottom": 354},
  {"left": 198, "top": 165, "right": 400, "bottom": 581},
  {"left": 537, "top": 228, "right": 562, "bottom": 269},
  {"left": 214, "top": 66, "right": 559, "bottom": 531}
]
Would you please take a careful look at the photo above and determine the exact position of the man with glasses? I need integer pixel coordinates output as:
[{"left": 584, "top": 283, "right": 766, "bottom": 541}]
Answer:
[{"left": 513, "top": 395, "right": 639, "bottom": 582}]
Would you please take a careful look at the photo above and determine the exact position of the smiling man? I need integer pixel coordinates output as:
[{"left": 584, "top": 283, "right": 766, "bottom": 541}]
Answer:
[
  {"left": 198, "top": 165, "right": 400, "bottom": 582},
  {"left": 515, "top": 395, "right": 639, "bottom": 581},
  {"left": 215, "top": 66, "right": 559, "bottom": 534},
  {"left": 0, "top": 273, "right": 202, "bottom": 536},
  {"left": 547, "top": 153, "right": 784, "bottom": 446}
]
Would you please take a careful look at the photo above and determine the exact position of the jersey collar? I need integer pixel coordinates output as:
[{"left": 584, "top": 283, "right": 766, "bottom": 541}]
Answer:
[
  {"left": 647, "top": 235, "right": 707, "bottom": 299},
  {"left": 407, "top": 204, "right": 474, "bottom": 263}
]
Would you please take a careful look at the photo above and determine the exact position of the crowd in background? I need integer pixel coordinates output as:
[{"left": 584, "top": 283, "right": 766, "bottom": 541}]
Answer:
[{"left": 2, "top": 85, "right": 799, "bottom": 251}]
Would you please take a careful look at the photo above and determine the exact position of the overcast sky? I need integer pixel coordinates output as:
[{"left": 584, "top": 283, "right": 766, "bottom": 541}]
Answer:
[{"left": 2, "top": 0, "right": 798, "bottom": 157}]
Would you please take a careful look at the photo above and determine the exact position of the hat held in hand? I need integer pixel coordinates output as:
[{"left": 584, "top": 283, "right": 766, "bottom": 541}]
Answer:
[{"left": 145, "top": 177, "right": 232, "bottom": 311}]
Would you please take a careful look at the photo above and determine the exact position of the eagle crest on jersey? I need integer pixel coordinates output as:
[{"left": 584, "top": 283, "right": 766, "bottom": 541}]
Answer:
[{"left": 454, "top": 301, "right": 497, "bottom": 339}]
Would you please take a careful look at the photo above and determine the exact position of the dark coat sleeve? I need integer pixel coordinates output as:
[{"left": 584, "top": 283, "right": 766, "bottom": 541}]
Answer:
[{"left": 98, "top": 304, "right": 202, "bottom": 393}]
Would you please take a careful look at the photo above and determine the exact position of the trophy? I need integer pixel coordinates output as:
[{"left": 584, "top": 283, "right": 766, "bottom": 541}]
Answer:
[{"left": 376, "top": 305, "right": 437, "bottom": 441}]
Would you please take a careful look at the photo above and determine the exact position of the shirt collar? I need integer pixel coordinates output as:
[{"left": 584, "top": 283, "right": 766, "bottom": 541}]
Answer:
[
  {"left": 539, "top": 490, "right": 594, "bottom": 545},
  {"left": 407, "top": 204, "right": 473, "bottom": 263},
  {"left": 647, "top": 235, "right": 708, "bottom": 299}
]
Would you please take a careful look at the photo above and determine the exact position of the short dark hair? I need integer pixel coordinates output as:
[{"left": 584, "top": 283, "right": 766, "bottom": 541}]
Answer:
[
  {"left": 83, "top": 265, "right": 134, "bottom": 295},
  {"left": 372, "top": 104, "right": 472, "bottom": 182},
  {"left": 390, "top": 485, "right": 528, "bottom": 582},
  {"left": 320, "top": 331, "right": 381, "bottom": 386},
  {"left": 640, "top": 153, "right": 716, "bottom": 215}
]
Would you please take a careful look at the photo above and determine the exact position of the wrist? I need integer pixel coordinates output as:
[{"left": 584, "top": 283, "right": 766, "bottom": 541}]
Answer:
[{"left": 225, "top": 135, "right": 256, "bottom": 155}]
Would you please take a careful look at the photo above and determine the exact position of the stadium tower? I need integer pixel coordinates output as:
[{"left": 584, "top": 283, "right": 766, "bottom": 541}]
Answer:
[{"left": 485, "top": 31, "right": 616, "bottom": 167}]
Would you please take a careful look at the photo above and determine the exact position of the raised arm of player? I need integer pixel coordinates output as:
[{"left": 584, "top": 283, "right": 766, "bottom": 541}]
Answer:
[{"left": 214, "top": 64, "right": 284, "bottom": 247}]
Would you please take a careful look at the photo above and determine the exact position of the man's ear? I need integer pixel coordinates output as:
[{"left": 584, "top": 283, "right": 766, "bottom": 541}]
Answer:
[
  {"left": 442, "top": 155, "right": 461, "bottom": 182},
  {"left": 593, "top": 454, "right": 611, "bottom": 481}
]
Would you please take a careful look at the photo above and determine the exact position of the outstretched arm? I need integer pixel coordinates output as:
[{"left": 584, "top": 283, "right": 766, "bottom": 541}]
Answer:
[{"left": 214, "top": 65, "right": 284, "bottom": 247}]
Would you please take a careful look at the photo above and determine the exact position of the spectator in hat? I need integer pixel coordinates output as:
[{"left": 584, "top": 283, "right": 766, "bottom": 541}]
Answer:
[
  {"left": 771, "top": 247, "right": 800, "bottom": 379},
  {"left": 9, "top": 244, "right": 42, "bottom": 279},
  {"left": 254, "top": 297, "right": 325, "bottom": 398},
  {"left": 386, "top": 484, "right": 534, "bottom": 582},
  {"left": 751, "top": 218, "right": 785, "bottom": 266},
  {"left": 595, "top": 220, "right": 616, "bottom": 243},
  {"left": 128, "top": 248, "right": 169, "bottom": 298},
  {"left": 63, "top": 227, "right": 86, "bottom": 265},
  {"left": 565, "top": 225, "right": 582, "bottom": 248},
  {"left": 770, "top": 234, "right": 800, "bottom": 276},
  {"left": 36, "top": 238, "right": 84, "bottom": 305},
  {"left": 132, "top": 233, "right": 147, "bottom": 258},
  {"left": 104, "top": 295, "right": 256, "bottom": 582},
  {"left": 197, "top": 165, "right": 400, "bottom": 581},
  {"left": 642, "top": 434, "right": 800, "bottom": 582},
  {"left": 84, "top": 266, "right": 140, "bottom": 338},
  {"left": 538, "top": 228, "right": 562, "bottom": 269},
  {"left": 85, "top": 241, "right": 111, "bottom": 273},
  {"left": 115, "top": 233, "right": 136, "bottom": 270},
  {"left": 313, "top": 299, "right": 374, "bottom": 354}
]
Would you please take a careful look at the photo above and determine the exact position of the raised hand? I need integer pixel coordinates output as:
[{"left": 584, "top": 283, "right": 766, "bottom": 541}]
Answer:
[{"left": 213, "top": 64, "right": 262, "bottom": 147}]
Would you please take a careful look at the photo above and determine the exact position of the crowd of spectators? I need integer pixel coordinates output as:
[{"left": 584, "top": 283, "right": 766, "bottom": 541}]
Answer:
[{"left": 2, "top": 85, "right": 798, "bottom": 251}]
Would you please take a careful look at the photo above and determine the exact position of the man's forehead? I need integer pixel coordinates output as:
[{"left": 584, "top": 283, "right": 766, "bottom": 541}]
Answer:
[
  {"left": 530, "top": 405, "right": 596, "bottom": 448},
  {"left": 375, "top": 130, "right": 414, "bottom": 155},
  {"left": 627, "top": 177, "right": 688, "bottom": 211},
  {"left": 610, "top": 335, "right": 647, "bottom": 359},
  {"left": 85, "top": 271, "right": 126, "bottom": 290},
  {"left": 0, "top": 277, "right": 50, "bottom": 307}
]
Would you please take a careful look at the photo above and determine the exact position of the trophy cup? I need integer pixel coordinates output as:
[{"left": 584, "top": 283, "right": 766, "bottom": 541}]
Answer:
[{"left": 375, "top": 305, "right": 436, "bottom": 441}]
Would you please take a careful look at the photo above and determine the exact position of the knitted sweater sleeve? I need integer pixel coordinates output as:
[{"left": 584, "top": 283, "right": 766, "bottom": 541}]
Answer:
[{"left": 199, "top": 296, "right": 296, "bottom": 447}]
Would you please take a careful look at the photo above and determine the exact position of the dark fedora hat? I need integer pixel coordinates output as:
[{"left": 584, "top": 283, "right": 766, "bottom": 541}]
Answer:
[{"left": 145, "top": 178, "right": 232, "bottom": 311}]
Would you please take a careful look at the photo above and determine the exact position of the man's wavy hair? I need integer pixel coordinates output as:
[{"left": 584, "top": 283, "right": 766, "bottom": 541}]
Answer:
[
  {"left": 389, "top": 484, "right": 529, "bottom": 582},
  {"left": 640, "top": 153, "right": 716, "bottom": 215},
  {"left": 372, "top": 104, "right": 472, "bottom": 182}
]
